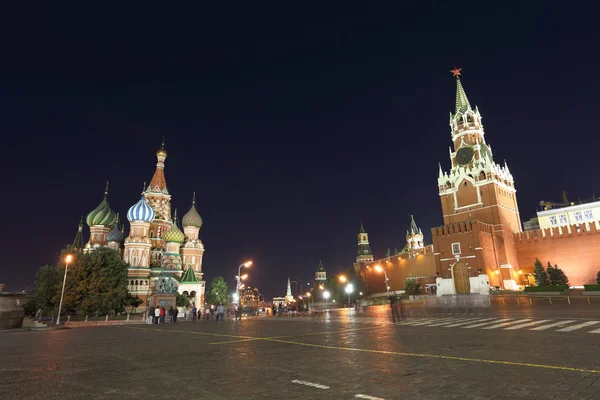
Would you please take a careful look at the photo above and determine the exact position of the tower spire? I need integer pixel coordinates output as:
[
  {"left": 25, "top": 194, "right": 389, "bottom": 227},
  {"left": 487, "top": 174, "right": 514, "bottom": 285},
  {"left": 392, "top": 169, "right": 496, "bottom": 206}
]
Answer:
[
  {"left": 286, "top": 278, "right": 292, "bottom": 297},
  {"left": 148, "top": 139, "right": 168, "bottom": 194},
  {"left": 104, "top": 181, "right": 109, "bottom": 196},
  {"left": 72, "top": 216, "right": 84, "bottom": 250},
  {"left": 451, "top": 67, "right": 471, "bottom": 114}
]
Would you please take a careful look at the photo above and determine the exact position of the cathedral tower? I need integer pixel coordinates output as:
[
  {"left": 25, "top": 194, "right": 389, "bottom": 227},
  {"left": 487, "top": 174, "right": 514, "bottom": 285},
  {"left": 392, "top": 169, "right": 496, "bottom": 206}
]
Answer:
[
  {"left": 356, "top": 223, "right": 374, "bottom": 263},
  {"left": 106, "top": 214, "right": 124, "bottom": 256},
  {"left": 124, "top": 195, "right": 155, "bottom": 268},
  {"left": 85, "top": 183, "right": 117, "bottom": 251},
  {"left": 180, "top": 193, "right": 205, "bottom": 279},
  {"left": 406, "top": 215, "right": 424, "bottom": 250},
  {"left": 71, "top": 217, "right": 84, "bottom": 251},
  {"left": 160, "top": 209, "right": 185, "bottom": 276},
  {"left": 144, "top": 139, "right": 173, "bottom": 266}
]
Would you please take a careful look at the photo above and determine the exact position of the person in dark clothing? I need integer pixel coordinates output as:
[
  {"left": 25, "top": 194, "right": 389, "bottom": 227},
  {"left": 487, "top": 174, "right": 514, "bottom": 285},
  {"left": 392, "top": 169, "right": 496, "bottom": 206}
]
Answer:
[{"left": 389, "top": 295, "right": 401, "bottom": 323}]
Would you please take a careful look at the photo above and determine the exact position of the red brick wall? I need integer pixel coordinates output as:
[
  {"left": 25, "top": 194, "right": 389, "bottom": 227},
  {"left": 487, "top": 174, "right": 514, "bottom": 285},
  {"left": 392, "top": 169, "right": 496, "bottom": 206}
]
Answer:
[
  {"left": 363, "top": 246, "right": 437, "bottom": 294},
  {"left": 515, "top": 224, "right": 600, "bottom": 285}
]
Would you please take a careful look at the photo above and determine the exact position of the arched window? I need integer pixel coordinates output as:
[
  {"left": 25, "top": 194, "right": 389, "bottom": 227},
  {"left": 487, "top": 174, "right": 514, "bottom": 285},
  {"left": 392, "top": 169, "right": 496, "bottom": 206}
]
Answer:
[
  {"left": 466, "top": 114, "right": 473, "bottom": 123},
  {"left": 190, "top": 291, "right": 196, "bottom": 298},
  {"left": 183, "top": 291, "right": 189, "bottom": 296},
  {"left": 135, "top": 280, "right": 138, "bottom": 286}
]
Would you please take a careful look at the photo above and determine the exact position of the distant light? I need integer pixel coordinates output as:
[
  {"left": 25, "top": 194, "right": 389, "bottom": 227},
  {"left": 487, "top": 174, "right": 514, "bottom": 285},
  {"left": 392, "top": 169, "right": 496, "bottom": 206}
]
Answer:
[
  {"left": 345, "top": 284, "right": 354, "bottom": 294},
  {"left": 338, "top": 275, "right": 347, "bottom": 283},
  {"left": 374, "top": 265, "right": 382, "bottom": 272},
  {"left": 323, "top": 291, "right": 330, "bottom": 299},
  {"left": 65, "top": 254, "right": 73, "bottom": 263}
]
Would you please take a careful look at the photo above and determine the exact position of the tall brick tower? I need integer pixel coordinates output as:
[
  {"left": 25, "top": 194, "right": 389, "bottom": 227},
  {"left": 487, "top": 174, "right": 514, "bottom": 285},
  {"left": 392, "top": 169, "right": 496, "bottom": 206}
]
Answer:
[
  {"left": 435, "top": 68, "right": 522, "bottom": 290},
  {"left": 356, "top": 223, "right": 374, "bottom": 264}
]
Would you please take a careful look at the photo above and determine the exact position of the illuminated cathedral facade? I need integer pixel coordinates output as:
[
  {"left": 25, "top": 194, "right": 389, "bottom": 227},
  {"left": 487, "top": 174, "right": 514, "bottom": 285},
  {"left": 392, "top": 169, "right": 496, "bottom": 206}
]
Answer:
[{"left": 78, "top": 141, "right": 205, "bottom": 311}]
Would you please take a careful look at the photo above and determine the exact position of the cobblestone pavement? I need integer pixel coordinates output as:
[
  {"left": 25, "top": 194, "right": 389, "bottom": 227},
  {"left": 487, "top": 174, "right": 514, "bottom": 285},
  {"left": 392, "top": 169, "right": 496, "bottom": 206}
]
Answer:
[{"left": 2, "top": 307, "right": 600, "bottom": 400}]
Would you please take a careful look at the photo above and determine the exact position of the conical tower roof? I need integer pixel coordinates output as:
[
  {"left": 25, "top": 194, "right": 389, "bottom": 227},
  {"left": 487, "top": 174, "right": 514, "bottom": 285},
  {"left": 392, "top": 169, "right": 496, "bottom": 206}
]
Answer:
[
  {"left": 72, "top": 217, "right": 84, "bottom": 249},
  {"left": 147, "top": 138, "right": 169, "bottom": 194},
  {"left": 359, "top": 222, "right": 366, "bottom": 234},
  {"left": 408, "top": 215, "right": 420, "bottom": 235},
  {"left": 450, "top": 68, "right": 471, "bottom": 114},
  {"left": 181, "top": 267, "right": 199, "bottom": 283},
  {"left": 163, "top": 209, "right": 185, "bottom": 243},
  {"left": 316, "top": 261, "right": 325, "bottom": 272}
]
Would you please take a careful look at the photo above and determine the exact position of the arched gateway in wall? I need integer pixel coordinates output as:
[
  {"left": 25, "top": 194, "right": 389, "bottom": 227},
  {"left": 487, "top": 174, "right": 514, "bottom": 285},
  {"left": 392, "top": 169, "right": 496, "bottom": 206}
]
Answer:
[{"left": 452, "top": 262, "right": 471, "bottom": 294}]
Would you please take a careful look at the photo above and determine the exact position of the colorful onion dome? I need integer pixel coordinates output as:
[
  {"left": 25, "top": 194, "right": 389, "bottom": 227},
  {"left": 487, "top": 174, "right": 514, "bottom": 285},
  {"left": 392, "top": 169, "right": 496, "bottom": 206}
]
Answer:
[
  {"left": 163, "top": 210, "right": 186, "bottom": 243},
  {"left": 86, "top": 183, "right": 118, "bottom": 227},
  {"left": 182, "top": 193, "right": 203, "bottom": 228},
  {"left": 127, "top": 196, "right": 155, "bottom": 223},
  {"left": 106, "top": 215, "right": 124, "bottom": 242}
]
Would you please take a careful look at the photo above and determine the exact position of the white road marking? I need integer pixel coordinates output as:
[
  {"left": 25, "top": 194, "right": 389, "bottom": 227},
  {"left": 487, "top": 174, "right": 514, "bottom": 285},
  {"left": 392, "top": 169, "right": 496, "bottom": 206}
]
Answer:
[
  {"left": 482, "top": 319, "right": 532, "bottom": 330},
  {"left": 588, "top": 328, "right": 600, "bottom": 334},
  {"left": 442, "top": 318, "right": 497, "bottom": 327},
  {"left": 291, "top": 380, "right": 330, "bottom": 389},
  {"left": 426, "top": 318, "right": 483, "bottom": 327},
  {"left": 556, "top": 321, "right": 600, "bottom": 332},
  {"left": 529, "top": 320, "right": 575, "bottom": 331},
  {"left": 355, "top": 394, "right": 385, "bottom": 400},
  {"left": 403, "top": 317, "right": 459, "bottom": 326},
  {"left": 462, "top": 318, "right": 511, "bottom": 329},
  {"left": 504, "top": 320, "right": 551, "bottom": 330}
]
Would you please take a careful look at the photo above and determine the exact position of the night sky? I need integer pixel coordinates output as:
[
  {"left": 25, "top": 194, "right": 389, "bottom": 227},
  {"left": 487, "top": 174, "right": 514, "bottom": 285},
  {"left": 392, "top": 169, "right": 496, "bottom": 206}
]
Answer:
[{"left": 3, "top": 2, "right": 599, "bottom": 297}]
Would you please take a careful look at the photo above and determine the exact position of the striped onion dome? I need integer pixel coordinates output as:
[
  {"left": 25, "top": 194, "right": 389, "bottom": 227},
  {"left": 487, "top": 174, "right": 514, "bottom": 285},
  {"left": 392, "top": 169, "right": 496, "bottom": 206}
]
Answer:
[
  {"left": 163, "top": 210, "right": 185, "bottom": 243},
  {"left": 86, "top": 187, "right": 117, "bottom": 227},
  {"left": 127, "top": 196, "right": 155, "bottom": 223},
  {"left": 106, "top": 218, "right": 124, "bottom": 242},
  {"left": 182, "top": 193, "right": 203, "bottom": 228}
]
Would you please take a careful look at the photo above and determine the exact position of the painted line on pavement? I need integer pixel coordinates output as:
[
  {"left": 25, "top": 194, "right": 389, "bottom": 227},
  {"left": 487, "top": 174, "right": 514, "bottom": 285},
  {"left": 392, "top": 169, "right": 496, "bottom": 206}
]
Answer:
[
  {"left": 425, "top": 318, "right": 483, "bottom": 327},
  {"left": 355, "top": 394, "right": 385, "bottom": 400},
  {"left": 127, "top": 326, "right": 256, "bottom": 340},
  {"left": 556, "top": 321, "right": 600, "bottom": 332},
  {"left": 442, "top": 318, "right": 496, "bottom": 327},
  {"left": 530, "top": 320, "right": 576, "bottom": 331},
  {"left": 291, "top": 380, "right": 330, "bottom": 389},
  {"left": 209, "top": 326, "right": 382, "bottom": 345},
  {"left": 504, "top": 320, "right": 550, "bottom": 330},
  {"left": 589, "top": 328, "right": 600, "bottom": 334},
  {"left": 482, "top": 319, "right": 532, "bottom": 330},
  {"left": 263, "top": 338, "right": 600, "bottom": 375},
  {"left": 461, "top": 319, "right": 511, "bottom": 329}
]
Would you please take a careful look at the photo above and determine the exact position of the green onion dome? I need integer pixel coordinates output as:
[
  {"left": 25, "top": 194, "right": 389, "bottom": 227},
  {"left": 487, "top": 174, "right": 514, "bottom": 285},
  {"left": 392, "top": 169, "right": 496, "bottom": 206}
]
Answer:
[
  {"left": 163, "top": 210, "right": 185, "bottom": 243},
  {"left": 86, "top": 184, "right": 117, "bottom": 227},
  {"left": 181, "top": 193, "right": 203, "bottom": 228}
]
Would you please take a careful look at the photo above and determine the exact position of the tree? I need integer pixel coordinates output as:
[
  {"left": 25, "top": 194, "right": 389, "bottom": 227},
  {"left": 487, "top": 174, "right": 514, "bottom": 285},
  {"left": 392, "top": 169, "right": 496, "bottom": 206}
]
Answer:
[
  {"left": 29, "top": 264, "right": 62, "bottom": 314},
  {"left": 404, "top": 276, "right": 422, "bottom": 296},
  {"left": 533, "top": 259, "right": 549, "bottom": 286},
  {"left": 548, "top": 263, "right": 569, "bottom": 286},
  {"left": 597, "top": 270, "right": 600, "bottom": 284},
  {"left": 205, "top": 276, "right": 228, "bottom": 305},
  {"left": 176, "top": 293, "right": 191, "bottom": 308}
]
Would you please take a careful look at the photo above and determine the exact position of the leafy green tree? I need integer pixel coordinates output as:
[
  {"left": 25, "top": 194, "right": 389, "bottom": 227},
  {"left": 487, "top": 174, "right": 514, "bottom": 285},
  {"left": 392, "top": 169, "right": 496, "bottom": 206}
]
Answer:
[
  {"left": 205, "top": 276, "right": 228, "bottom": 305},
  {"left": 29, "top": 265, "right": 62, "bottom": 314},
  {"left": 176, "top": 293, "right": 191, "bottom": 307},
  {"left": 533, "top": 259, "right": 549, "bottom": 286},
  {"left": 548, "top": 263, "right": 569, "bottom": 286},
  {"left": 404, "top": 275, "right": 422, "bottom": 295}
]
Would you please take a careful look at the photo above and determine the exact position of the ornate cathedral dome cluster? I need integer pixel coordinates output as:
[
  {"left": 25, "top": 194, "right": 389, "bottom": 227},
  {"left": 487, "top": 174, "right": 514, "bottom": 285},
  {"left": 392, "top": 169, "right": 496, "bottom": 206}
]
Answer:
[
  {"left": 86, "top": 183, "right": 118, "bottom": 227},
  {"left": 163, "top": 211, "right": 186, "bottom": 243}
]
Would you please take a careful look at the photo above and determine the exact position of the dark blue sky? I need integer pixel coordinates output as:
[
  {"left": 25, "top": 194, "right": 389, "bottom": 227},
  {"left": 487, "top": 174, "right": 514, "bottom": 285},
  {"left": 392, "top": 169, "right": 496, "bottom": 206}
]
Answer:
[{"left": 3, "top": 2, "right": 598, "bottom": 296}]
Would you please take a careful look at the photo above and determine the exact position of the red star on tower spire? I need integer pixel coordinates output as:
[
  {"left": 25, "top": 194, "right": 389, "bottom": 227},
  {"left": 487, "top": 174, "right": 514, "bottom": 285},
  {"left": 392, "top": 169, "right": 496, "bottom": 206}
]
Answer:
[{"left": 450, "top": 67, "right": 462, "bottom": 77}]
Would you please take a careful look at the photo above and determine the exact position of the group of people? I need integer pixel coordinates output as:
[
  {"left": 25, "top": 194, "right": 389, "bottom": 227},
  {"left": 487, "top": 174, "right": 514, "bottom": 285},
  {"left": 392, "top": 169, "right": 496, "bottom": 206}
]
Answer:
[
  {"left": 147, "top": 306, "right": 179, "bottom": 324},
  {"left": 388, "top": 294, "right": 405, "bottom": 323}
]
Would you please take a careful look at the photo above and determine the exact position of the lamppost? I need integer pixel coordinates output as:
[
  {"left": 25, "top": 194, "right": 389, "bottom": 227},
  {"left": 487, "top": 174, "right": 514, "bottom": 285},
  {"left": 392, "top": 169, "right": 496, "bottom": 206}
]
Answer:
[
  {"left": 56, "top": 254, "right": 73, "bottom": 325},
  {"left": 374, "top": 265, "right": 390, "bottom": 297},
  {"left": 306, "top": 292, "right": 312, "bottom": 310},
  {"left": 345, "top": 283, "right": 354, "bottom": 306},
  {"left": 236, "top": 261, "right": 252, "bottom": 305},
  {"left": 323, "top": 290, "right": 330, "bottom": 310}
]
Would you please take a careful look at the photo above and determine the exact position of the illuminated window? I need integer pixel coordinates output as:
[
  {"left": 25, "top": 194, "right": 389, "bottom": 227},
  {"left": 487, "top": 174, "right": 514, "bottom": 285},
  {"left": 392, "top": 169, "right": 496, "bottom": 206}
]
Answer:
[
  {"left": 584, "top": 210, "right": 593, "bottom": 220},
  {"left": 574, "top": 212, "right": 583, "bottom": 222},
  {"left": 549, "top": 216, "right": 557, "bottom": 225},
  {"left": 558, "top": 214, "right": 567, "bottom": 224}
]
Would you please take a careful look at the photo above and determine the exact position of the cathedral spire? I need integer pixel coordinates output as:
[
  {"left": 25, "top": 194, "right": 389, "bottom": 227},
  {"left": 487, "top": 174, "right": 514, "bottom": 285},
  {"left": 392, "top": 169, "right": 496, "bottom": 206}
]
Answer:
[
  {"left": 451, "top": 67, "right": 471, "bottom": 114},
  {"left": 286, "top": 278, "right": 292, "bottom": 297},
  {"left": 148, "top": 138, "right": 169, "bottom": 194},
  {"left": 72, "top": 216, "right": 84, "bottom": 250}
]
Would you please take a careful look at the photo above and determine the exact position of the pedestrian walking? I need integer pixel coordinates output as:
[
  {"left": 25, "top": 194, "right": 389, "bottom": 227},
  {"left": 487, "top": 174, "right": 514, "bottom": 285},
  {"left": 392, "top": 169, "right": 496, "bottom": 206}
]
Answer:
[
  {"left": 148, "top": 307, "right": 154, "bottom": 324},
  {"left": 192, "top": 305, "right": 197, "bottom": 322},
  {"left": 197, "top": 308, "right": 202, "bottom": 321},
  {"left": 389, "top": 295, "right": 401, "bottom": 323},
  {"left": 159, "top": 307, "right": 165, "bottom": 324},
  {"left": 169, "top": 307, "right": 175, "bottom": 323}
]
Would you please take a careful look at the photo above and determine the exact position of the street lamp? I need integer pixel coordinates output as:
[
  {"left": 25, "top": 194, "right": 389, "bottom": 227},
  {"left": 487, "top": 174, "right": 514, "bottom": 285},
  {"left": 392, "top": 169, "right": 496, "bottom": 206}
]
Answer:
[
  {"left": 374, "top": 265, "right": 390, "bottom": 297},
  {"left": 323, "top": 290, "right": 330, "bottom": 310},
  {"left": 236, "top": 261, "right": 252, "bottom": 305},
  {"left": 345, "top": 283, "right": 354, "bottom": 305},
  {"left": 56, "top": 254, "right": 73, "bottom": 325},
  {"left": 338, "top": 275, "right": 347, "bottom": 283}
]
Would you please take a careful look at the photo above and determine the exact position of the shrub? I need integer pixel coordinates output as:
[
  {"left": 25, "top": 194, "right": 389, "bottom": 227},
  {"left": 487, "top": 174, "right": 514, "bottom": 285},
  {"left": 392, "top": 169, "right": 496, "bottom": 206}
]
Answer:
[
  {"left": 547, "top": 263, "right": 569, "bottom": 286},
  {"left": 524, "top": 285, "right": 569, "bottom": 293},
  {"left": 583, "top": 284, "right": 600, "bottom": 291},
  {"left": 533, "top": 259, "right": 549, "bottom": 286},
  {"left": 404, "top": 276, "right": 422, "bottom": 295}
]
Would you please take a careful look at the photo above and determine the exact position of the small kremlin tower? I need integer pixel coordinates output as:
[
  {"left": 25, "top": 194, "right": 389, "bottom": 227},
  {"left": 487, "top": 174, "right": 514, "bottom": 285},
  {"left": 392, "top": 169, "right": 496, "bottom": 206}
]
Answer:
[
  {"left": 406, "top": 215, "right": 424, "bottom": 250},
  {"left": 356, "top": 223, "right": 374, "bottom": 263},
  {"left": 315, "top": 261, "right": 327, "bottom": 286}
]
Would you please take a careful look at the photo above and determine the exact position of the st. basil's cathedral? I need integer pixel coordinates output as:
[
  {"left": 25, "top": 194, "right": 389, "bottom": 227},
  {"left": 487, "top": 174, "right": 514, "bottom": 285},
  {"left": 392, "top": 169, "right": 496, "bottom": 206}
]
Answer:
[{"left": 74, "top": 141, "right": 205, "bottom": 310}]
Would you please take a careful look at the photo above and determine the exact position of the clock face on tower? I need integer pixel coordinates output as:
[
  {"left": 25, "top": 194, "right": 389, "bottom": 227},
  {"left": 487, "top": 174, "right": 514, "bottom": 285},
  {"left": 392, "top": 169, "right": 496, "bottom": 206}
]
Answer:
[{"left": 456, "top": 146, "right": 474, "bottom": 166}]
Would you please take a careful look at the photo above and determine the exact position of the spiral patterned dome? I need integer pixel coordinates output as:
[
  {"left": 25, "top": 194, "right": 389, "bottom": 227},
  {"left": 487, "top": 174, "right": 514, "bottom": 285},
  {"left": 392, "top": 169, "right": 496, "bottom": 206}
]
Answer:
[
  {"left": 86, "top": 192, "right": 117, "bottom": 227},
  {"left": 182, "top": 199, "right": 203, "bottom": 228},
  {"left": 163, "top": 222, "right": 185, "bottom": 243},
  {"left": 106, "top": 222, "right": 124, "bottom": 242},
  {"left": 127, "top": 196, "right": 155, "bottom": 223}
]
